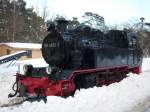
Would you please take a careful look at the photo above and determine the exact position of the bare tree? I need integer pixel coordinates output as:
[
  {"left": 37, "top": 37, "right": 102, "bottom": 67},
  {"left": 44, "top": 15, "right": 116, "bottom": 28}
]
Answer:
[
  {"left": 82, "top": 12, "right": 105, "bottom": 31},
  {"left": 35, "top": 0, "right": 40, "bottom": 15},
  {"left": 42, "top": 0, "right": 48, "bottom": 22}
]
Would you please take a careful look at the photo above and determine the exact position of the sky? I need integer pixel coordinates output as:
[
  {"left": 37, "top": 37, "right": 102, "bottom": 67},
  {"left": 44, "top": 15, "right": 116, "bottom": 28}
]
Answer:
[{"left": 24, "top": 0, "right": 150, "bottom": 25}]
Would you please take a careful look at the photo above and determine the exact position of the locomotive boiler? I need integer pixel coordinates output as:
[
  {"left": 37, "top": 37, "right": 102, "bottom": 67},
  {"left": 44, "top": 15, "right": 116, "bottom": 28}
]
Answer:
[{"left": 9, "top": 19, "right": 143, "bottom": 98}]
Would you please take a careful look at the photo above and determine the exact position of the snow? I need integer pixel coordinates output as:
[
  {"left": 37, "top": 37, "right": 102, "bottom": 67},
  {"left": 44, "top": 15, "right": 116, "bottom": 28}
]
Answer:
[
  {"left": 142, "top": 58, "right": 150, "bottom": 72},
  {"left": 0, "top": 42, "right": 41, "bottom": 49},
  {"left": 0, "top": 58, "right": 150, "bottom": 112},
  {"left": 0, "top": 67, "right": 16, "bottom": 105}
]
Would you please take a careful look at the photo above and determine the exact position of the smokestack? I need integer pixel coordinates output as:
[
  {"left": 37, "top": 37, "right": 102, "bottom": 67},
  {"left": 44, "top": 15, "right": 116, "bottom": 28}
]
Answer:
[{"left": 56, "top": 19, "right": 68, "bottom": 32}]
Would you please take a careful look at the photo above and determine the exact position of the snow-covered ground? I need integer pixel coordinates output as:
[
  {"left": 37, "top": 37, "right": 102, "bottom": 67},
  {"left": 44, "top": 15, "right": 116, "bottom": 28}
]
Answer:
[{"left": 0, "top": 58, "right": 150, "bottom": 112}]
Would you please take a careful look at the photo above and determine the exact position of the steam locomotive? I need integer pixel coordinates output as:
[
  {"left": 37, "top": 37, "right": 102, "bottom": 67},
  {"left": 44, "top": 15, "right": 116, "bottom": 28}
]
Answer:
[{"left": 9, "top": 19, "right": 143, "bottom": 98}]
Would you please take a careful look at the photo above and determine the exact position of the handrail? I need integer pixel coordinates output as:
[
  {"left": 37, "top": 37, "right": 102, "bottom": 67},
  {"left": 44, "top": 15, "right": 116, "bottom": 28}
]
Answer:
[{"left": 0, "top": 51, "right": 31, "bottom": 64}]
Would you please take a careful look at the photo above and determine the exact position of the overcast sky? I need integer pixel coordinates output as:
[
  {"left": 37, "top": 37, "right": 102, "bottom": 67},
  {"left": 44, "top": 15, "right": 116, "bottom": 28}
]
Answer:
[{"left": 24, "top": 0, "right": 150, "bottom": 24}]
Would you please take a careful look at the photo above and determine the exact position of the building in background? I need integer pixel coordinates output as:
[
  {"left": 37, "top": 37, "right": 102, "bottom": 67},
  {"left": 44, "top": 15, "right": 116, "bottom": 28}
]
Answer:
[{"left": 0, "top": 42, "right": 42, "bottom": 60}]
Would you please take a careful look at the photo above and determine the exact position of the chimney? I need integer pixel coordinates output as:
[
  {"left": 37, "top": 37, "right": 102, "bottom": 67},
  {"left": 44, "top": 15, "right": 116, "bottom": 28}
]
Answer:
[{"left": 56, "top": 19, "right": 68, "bottom": 32}]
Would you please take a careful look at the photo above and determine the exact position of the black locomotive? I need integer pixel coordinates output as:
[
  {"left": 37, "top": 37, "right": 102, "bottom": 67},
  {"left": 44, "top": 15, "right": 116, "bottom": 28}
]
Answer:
[
  {"left": 42, "top": 19, "right": 142, "bottom": 79},
  {"left": 9, "top": 19, "right": 143, "bottom": 98}
]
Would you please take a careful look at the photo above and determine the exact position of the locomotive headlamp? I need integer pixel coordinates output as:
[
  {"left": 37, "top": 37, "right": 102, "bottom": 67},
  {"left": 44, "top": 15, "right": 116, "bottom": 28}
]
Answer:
[
  {"left": 23, "top": 64, "right": 33, "bottom": 76},
  {"left": 46, "top": 66, "right": 52, "bottom": 74},
  {"left": 23, "top": 65, "right": 28, "bottom": 73},
  {"left": 17, "top": 64, "right": 33, "bottom": 75}
]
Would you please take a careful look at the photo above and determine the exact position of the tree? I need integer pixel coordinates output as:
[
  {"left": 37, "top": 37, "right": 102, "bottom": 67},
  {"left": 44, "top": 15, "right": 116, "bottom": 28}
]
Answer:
[
  {"left": 68, "top": 17, "right": 80, "bottom": 30},
  {"left": 0, "top": 0, "right": 12, "bottom": 42},
  {"left": 0, "top": 0, "right": 45, "bottom": 43},
  {"left": 41, "top": 0, "right": 48, "bottom": 22},
  {"left": 82, "top": 12, "right": 105, "bottom": 30},
  {"left": 120, "top": 18, "right": 150, "bottom": 57}
]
